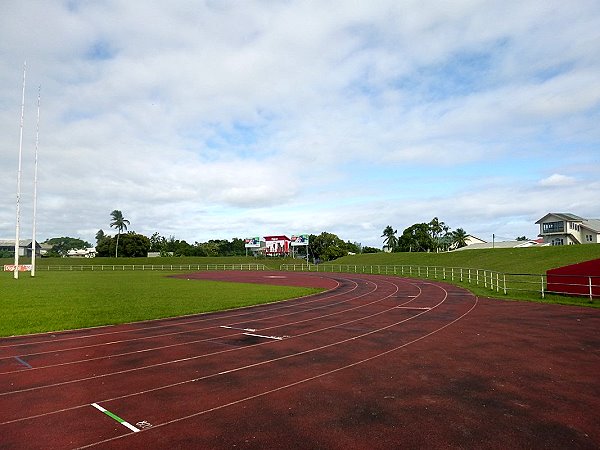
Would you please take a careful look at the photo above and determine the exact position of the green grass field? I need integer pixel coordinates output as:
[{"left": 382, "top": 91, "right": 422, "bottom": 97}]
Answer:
[
  {"left": 1, "top": 246, "right": 598, "bottom": 337},
  {"left": 328, "top": 246, "right": 600, "bottom": 307},
  {"left": 0, "top": 271, "right": 321, "bottom": 337},
  {"left": 334, "top": 245, "right": 600, "bottom": 274}
]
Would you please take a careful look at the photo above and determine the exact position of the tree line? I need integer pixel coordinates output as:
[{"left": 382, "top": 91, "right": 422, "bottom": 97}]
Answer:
[
  {"left": 41, "top": 210, "right": 381, "bottom": 260},
  {"left": 37, "top": 212, "right": 471, "bottom": 261},
  {"left": 381, "top": 217, "right": 469, "bottom": 252}
]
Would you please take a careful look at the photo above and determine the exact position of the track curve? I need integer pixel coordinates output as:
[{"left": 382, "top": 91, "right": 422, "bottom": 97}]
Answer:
[{"left": 1, "top": 271, "right": 598, "bottom": 449}]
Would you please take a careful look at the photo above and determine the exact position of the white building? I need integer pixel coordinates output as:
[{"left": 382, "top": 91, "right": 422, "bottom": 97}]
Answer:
[
  {"left": 535, "top": 213, "right": 600, "bottom": 245},
  {"left": 66, "top": 248, "right": 97, "bottom": 258}
]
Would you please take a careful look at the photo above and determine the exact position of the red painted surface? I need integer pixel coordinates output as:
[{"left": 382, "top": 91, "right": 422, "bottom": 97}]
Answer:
[
  {"left": 546, "top": 258, "right": 600, "bottom": 297},
  {"left": 263, "top": 236, "right": 291, "bottom": 255}
]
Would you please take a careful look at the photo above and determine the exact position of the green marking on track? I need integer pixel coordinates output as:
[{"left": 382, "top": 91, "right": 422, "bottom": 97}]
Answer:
[{"left": 91, "top": 403, "right": 140, "bottom": 432}]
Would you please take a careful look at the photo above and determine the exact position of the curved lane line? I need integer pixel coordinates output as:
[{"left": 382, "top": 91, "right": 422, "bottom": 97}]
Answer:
[
  {"left": 0, "top": 279, "right": 462, "bottom": 431},
  {"left": 76, "top": 284, "right": 478, "bottom": 449}
]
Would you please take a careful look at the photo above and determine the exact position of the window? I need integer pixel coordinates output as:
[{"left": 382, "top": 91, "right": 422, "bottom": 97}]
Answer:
[
  {"left": 543, "top": 221, "right": 564, "bottom": 233},
  {"left": 551, "top": 238, "right": 564, "bottom": 246}
]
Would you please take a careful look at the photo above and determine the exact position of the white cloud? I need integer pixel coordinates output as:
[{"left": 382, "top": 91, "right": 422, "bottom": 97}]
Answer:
[
  {"left": 1, "top": 0, "right": 599, "bottom": 247},
  {"left": 538, "top": 174, "right": 576, "bottom": 187}
]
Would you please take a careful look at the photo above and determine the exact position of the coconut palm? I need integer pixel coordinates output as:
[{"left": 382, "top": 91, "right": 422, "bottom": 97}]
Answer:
[
  {"left": 109, "top": 210, "right": 130, "bottom": 258},
  {"left": 451, "top": 228, "right": 468, "bottom": 249},
  {"left": 381, "top": 225, "right": 398, "bottom": 251}
]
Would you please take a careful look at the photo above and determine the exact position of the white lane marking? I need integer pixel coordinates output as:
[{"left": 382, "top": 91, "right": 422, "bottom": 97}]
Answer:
[
  {"left": 220, "top": 326, "right": 256, "bottom": 332},
  {"left": 242, "top": 333, "right": 284, "bottom": 341},
  {"left": 77, "top": 287, "right": 478, "bottom": 449},
  {"left": 0, "top": 275, "right": 344, "bottom": 350},
  {"left": 0, "top": 277, "right": 351, "bottom": 358},
  {"left": 0, "top": 277, "right": 407, "bottom": 397},
  {"left": 0, "top": 278, "right": 462, "bottom": 429}
]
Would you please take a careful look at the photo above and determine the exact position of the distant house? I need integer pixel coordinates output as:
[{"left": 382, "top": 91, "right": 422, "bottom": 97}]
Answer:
[
  {"left": 66, "top": 248, "right": 97, "bottom": 258},
  {"left": 535, "top": 213, "right": 600, "bottom": 245},
  {"left": 0, "top": 239, "right": 41, "bottom": 257},
  {"left": 40, "top": 243, "right": 53, "bottom": 256},
  {"left": 464, "top": 235, "right": 487, "bottom": 246},
  {"left": 454, "top": 239, "right": 544, "bottom": 251}
]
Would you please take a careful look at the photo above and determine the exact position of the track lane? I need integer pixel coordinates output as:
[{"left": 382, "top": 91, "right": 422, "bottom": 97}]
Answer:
[{"left": 0, "top": 273, "right": 476, "bottom": 449}]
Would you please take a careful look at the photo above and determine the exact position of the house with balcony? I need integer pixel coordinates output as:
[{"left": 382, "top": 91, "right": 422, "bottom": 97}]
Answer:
[{"left": 535, "top": 213, "right": 600, "bottom": 245}]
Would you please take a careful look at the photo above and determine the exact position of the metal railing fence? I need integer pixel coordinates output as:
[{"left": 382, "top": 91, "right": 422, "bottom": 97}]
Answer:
[{"left": 279, "top": 263, "right": 599, "bottom": 302}]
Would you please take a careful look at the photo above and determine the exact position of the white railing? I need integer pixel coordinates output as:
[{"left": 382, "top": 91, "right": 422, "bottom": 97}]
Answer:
[
  {"left": 279, "top": 263, "right": 599, "bottom": 302},
  {"left": 40, "top": 263, "right": 268, "bottom": 272}
]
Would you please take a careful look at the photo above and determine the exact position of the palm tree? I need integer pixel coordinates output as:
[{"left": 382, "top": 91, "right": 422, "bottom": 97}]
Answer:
[
  {"left": 451, "top": 228, "right": 468, "bottom": 249},
  {"left": 109, "top": 210, "right": 130, "bottom": 258},
  {"left": 381, "top": 225, "right": 398, "bottom": 252}
]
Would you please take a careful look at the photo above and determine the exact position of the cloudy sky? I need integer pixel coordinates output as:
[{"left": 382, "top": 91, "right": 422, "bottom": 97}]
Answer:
[{"left": 1, "top": 0, "right": 599, "bottom": 248}]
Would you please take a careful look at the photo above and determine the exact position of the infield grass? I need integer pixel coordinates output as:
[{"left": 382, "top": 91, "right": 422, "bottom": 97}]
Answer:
[{"left": 0, "top": 271, "right": 321, "bottom": 337}]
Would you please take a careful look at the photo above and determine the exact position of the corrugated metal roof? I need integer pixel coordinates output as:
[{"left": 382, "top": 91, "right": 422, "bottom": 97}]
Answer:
[
  {"left": 0, "top": 239, "right": 34, "bottom": 246},
  {"left": 558, "top": 213, "right": 585, "bottom": 221},
  {"left": 582, "top": 219, "right": 600, "bottom": 233}
]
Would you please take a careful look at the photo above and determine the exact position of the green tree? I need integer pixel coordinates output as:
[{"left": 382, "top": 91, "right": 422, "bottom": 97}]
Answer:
[
  {"left": 109, "top": 210, "right": 130, "bottom": 258},
  {"left": 451, "top": 228, "right": 469, "bottom": 249},
  {"left": 308, "top": 232, "right": 347, "bottom": 262},
  {"left": 362, "top": 246, "right": 381, "bottom": 254},
  {"left": 345, "top": 241, "right": 361, "bottom": 254},
  {"left": 381, "top": 225, "right": 398, "bottom": 251},
  {"left": 397, "top": 223, "right": 433, "bottom": 252},
  {"left": 94, "top": 235, "right": 114, "bottom": 257},
  {"left": 44, "top": 237, "right": 92, "bottom": 257},
  {"left": 428, "top": 217, "right": 450, "bottom": 252},
  {"left": 95, "top": 229, "right": 105, "bottom": 245},
  {"left": 119, "top": 232, "right": 151, "bottom": 257}
]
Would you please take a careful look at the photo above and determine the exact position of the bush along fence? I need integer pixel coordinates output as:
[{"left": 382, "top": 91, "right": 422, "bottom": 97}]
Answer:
[
  {"left": 33, "top": 263, "right": 268, "bottom": 272},
  {"left": 279, "top": 263, "right": 599, "bottom": 302}
]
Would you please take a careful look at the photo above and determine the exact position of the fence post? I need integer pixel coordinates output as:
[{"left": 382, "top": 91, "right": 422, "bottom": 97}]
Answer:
[
  {"left": 503, "top": 274, "right": 507, "bottom": 295},
  {"left": 541, "top": 275, "right": 545, "bottom": 298},
  {"left": 451, "top": 267, "right": 454, "bottom": 281},
  {"left": 460, "top": 268, "right": 463, "bottom": 282},
  {"left": 496, "top": 272, "right": 499, "bottom": 292},
  {"left": 484, "top": 271, "right": 487, "bottom": 288},
  {"left": 443, "top": 267, "right": 446, "bottom": 280},
  {"left": 590, "top": 277, "right": 593, "bottom": 303}
]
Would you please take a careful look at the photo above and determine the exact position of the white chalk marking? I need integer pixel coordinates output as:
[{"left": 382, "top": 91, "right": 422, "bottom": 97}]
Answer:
[
  {"left": 243, "top": 332, "right": 284, "bottom": 341},
  {"left": 220, "top": 326, "right": 257, "bottom": 332},
  {"left": 397, "top": 307, "right": 431, "bottom": 310}
]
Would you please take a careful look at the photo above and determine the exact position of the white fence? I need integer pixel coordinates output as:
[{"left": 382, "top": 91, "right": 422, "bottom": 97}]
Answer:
[
  {"left": 279, "top": 263, "right": 599, "bottom": 302},
  {"left": 40, "top": 263, "right": 268, "bottom": 272}
]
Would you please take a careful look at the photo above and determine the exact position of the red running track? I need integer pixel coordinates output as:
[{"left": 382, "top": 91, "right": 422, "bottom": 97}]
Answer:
[{"left": 0, "top": 271, "right": 598, "bottom": 449}]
